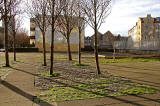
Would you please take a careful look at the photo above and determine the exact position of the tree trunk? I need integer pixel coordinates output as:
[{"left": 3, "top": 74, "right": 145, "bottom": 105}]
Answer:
[
  {"left": 4, "top": 0, "right": 9, "bottom": 67},
  {"left": 94, "top": 0, "right": 101, "bottom": 74},
  {"left": 13, "top": 32, "right": 16, "bottom": 61},
  {"left": 4, "top": 20, "right": 9, "bottom": 67},
  {"left": 94, "top": 28, "right": 101, "bottom": 74},
  {"left": 50, "top": 7, "right": 55, "bottom": 75},
  {"left": 78, "top": 29, "right": 81, "bottom": 64},
  {"left": 67, "top": 35, "right": 72, "bottom": 61},
  {"left": 50, "top": 29, "right": 54, "bottom": 75},
  {"left": 42, "top": 32, "right": 47, "bottom": 66}
]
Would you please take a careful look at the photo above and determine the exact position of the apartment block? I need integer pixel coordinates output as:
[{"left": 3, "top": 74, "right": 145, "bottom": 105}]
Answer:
[
  {"left": 129, "top": 14, "right": 160, "bottom": 42},
  {"left": 30, "top": 17, "right": 85, "bottom": 52}
]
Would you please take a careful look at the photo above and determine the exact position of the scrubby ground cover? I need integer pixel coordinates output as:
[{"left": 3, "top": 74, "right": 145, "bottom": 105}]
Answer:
[{"left": 35, "top": 55, "right": 159, "bottom": 102}]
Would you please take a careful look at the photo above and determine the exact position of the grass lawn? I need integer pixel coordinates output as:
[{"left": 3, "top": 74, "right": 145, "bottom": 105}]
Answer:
[
  {"left": 99, "top": 58, "right": 160, "bottom": 63},
  {"left": 73, "top": 63, "right": 89, "bottom": 66}
]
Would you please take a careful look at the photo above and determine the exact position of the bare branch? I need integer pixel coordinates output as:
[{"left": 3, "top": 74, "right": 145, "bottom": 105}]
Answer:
[
  {"left": 25, "top": 0, "right": 50, "bottom": 34},
  {"left": 82, "top": 0, "right": 111, "bottom": 30}
]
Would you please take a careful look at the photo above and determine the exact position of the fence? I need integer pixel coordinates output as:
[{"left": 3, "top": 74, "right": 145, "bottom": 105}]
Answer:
[{"left": 114, "top": 39, "right": 160, "bottom": 50}]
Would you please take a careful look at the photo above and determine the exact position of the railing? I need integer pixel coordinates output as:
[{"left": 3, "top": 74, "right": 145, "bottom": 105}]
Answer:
[{"left": 114, "top": 39, "right": 160, "bottom": 50}]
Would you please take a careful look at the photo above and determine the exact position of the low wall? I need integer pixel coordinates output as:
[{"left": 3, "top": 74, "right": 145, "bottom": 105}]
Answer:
[
  {"left": 116, "top": 49, "right": 160, "bottom": 55},
  {"left": 9, "top": 48, "right": 39, "bottom": 52}
]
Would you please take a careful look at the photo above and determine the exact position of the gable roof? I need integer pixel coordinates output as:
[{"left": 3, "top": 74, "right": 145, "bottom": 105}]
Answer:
[{"left": 91, "top": 31, "right": 103, "bottom": 38}]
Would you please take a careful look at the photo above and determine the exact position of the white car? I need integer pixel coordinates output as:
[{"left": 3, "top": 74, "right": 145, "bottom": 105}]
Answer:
[{"left": 0, "top": 49, "right": 5, "bottom": 52}]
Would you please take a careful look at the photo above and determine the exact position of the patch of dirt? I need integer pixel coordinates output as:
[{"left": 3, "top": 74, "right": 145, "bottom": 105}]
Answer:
[{"left": 35, "top": 60, "right": 134, "bottom": 92}]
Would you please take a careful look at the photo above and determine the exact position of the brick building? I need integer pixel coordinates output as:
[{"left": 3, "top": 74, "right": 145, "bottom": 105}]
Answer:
[
  {"left": 129, "top": 14, "right": 160, "bottom": 42},
  {"left": 85, "top": 31, "right": 115, "bottom": 50}
]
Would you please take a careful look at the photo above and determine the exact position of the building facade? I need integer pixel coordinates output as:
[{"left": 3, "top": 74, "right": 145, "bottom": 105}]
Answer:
[
  {"left": 129, "top": 14, "right": 160, "bottom": 42},
  {"left": 30, "top": 18, "right": 85, "bottom": 52},
  {"left": 128, "top": 26, "right": 136, "bottom": 42},
  {"left": 84, "top": 36, "right": 92, "bottom": 47},
  {"left": 87, "top": 31, "right": 115, "bottom": 50},
  {"left": 102, "top": 31, "right": 115, "bottom": 49},
  {"left": 30, "top": 18, "right": 36, "bottom": 45}
]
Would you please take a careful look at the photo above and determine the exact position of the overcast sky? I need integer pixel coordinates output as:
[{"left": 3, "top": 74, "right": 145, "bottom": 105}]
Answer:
[{"left": 1, "top": 0, "right": 160, "bottom": 37}]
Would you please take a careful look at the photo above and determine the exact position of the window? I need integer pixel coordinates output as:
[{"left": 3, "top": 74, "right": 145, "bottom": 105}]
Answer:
[
  {"left": 145, "top": 36, "right": 147, "bottom": 40},
  {"left": 150, "top": 30, "right": 153, "bottom": 34},
  {"left": 144, "top": 24, "right": 148, "bottom": 29},
  {"left": 157, "top": 24, "right": 159, "bottom": 29},
  {"left": 157, "top": 24, "right": 160, "bottom": 29},
  {"left": 144, "top": 30, "right": 148, "bottom": 36},
  {"left": 156, "top": 17, "right": 160, "bottom": 21},
  {"left": 147, "top": 18, "right": 150, "bottom": 23}
]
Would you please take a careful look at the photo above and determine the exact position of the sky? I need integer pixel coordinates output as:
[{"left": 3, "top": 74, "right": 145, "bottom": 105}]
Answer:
[
  {"left": 1, "top": 0, "right": 160, "bottom": 37},
  {"left": 85, "top": 0, "right": 160, "bottom": 36}
]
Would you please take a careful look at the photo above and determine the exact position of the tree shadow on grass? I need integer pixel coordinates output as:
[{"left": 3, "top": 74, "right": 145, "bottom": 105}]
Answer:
[
  {"left": 1, "top": 80, "right": 54, "bottom": 106},
  {"left": 105, "top": 66, "right": 159, "bottom": 78},
  {"left": 108, "top": 64, "right": 160, "bottom": 74},
  {"left": 43, "top": 77, "right": 160, "bottom": 106}
]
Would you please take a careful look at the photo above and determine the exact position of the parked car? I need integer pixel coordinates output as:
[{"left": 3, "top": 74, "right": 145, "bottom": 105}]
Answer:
[{"left": 0, "top": 49, "right": 5, "bottom": 52}]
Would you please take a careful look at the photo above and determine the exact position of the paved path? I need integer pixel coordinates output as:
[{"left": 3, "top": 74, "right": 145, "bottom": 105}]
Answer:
[{"left": 0, "top": 53, "right": 56, "bottom": 106}]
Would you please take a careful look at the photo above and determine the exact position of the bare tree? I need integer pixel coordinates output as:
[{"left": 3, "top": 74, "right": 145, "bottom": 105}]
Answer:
[
  {"left": 0, "top": 0, "right": 21, "bottom": 67},
  {"left": 57, "top": 0, "right": 76, "bottom": 61},
  {"left": 9, "top": 16, "right": 22, "bottom": 61},
  {"left": 75, "top": 0, "right": 85, "bottom": 64},
  {"left": 26, "top": 0, "right": 50, "bottom": 66},
  {"left": 48, "top": 0, "right": 64, "bottom": 75},
  {"left": 82, "top": 0, "right": 111, "bottom": 74}
]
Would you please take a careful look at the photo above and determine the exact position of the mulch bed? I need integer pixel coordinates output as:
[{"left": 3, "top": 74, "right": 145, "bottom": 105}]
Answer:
[{"left": 35, "top": 60, "right": 127, "bottom": 90}]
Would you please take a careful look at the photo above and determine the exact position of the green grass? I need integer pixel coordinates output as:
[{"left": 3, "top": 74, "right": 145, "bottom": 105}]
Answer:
[
  {"left": 100, "top": 58, "right": 160, "bottom": 63},
  {"left": 74, "top": 63, "right": 89, "bottom": 66},
  {"left": 0, "top": 68, "right": 11, "bottom": 77},
  {"left": 39, "top": 72, "right": 60, "bottom": 78},
  {"left": 36, "top": 56, "right": 50, "bottom": 62},
  {"left": 55, "top": 58, "right": 68, "bottom": 61},
  {"left": 123, "top": 86, "right": 156, "bottom": 95},
  {"left": 55, "top": 58, "right": 77, "bottom": 61},
  {"left": 37, "top": 81, "right": 158, "bottom": 102}
]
